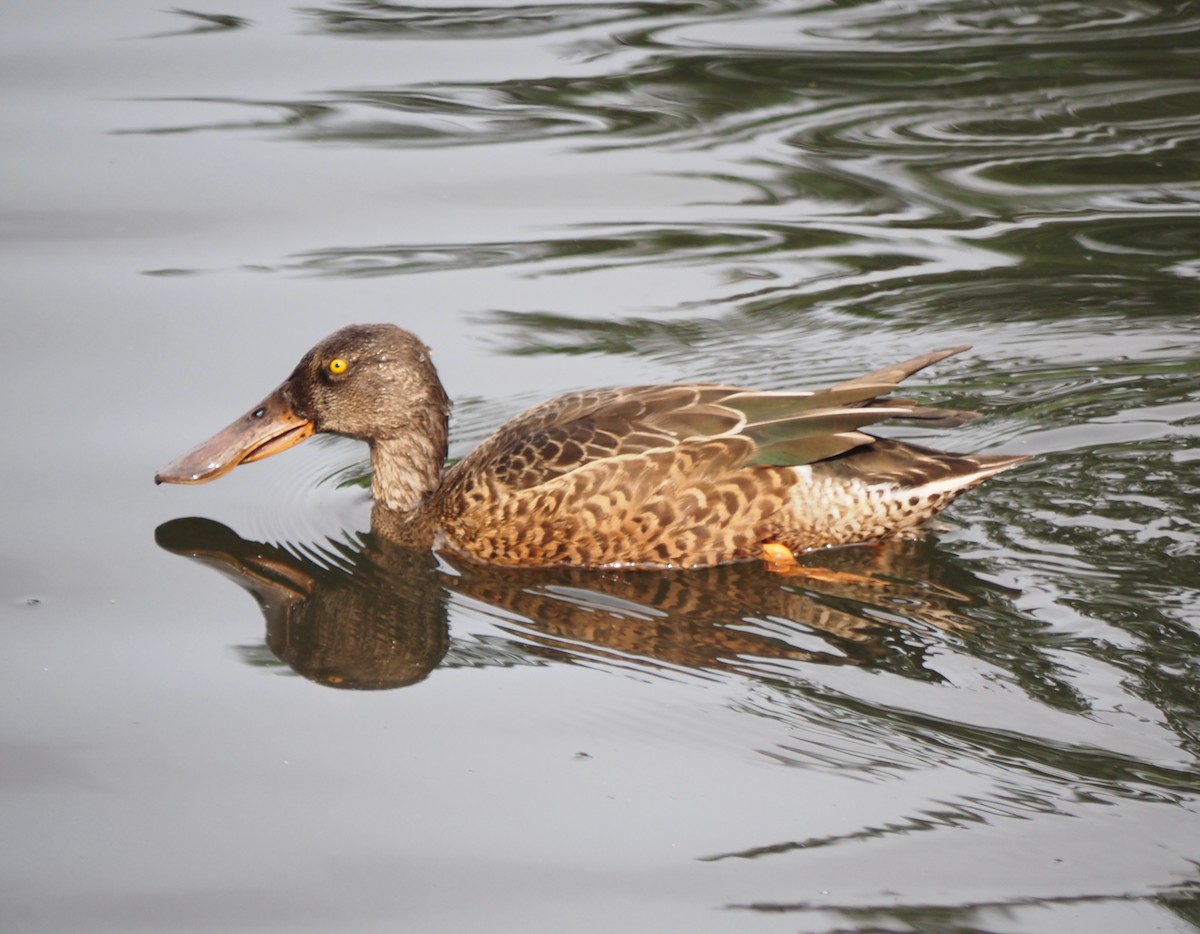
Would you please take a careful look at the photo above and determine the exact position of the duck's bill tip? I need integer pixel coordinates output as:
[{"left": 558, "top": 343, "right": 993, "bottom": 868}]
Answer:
[{"left": 154, "top": 456, "right": 240, "bottom": 485}]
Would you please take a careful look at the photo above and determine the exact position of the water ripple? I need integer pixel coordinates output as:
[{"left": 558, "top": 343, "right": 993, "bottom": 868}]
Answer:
[
  {"left": 666, "top": 0, "right": 1191, "bottom": 52},
  {"left": 299, "top": 0, "right": 740, "bottom": 40},
  {"left": 121, "top": 0, "right": 1200, "bottom": 322}
]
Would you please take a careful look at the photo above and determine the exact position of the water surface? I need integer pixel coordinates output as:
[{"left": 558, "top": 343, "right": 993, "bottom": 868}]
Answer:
[{"left": 3, "top": 2, "right": 1200, "bottom": 932}]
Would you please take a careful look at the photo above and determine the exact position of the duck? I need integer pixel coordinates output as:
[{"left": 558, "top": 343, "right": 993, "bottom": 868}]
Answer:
[{"left": 155, "top": 323, "right": 1027, "bottom": 570}]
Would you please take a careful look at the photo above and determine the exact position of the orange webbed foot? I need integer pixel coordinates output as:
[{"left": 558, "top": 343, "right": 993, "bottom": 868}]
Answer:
[
  {"left": 760, "top": 542, "right": 888, "bottom": 587},
  {"left": 761, "top": 542, "right": 798, "bottom": 568}
]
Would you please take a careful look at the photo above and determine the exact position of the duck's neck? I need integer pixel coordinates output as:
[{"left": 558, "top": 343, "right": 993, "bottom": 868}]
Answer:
[
  {"left": 360, "top": 346, "right": 452, "bottom": 515},
  {"left": 369, "top": 431, "right": 447, "bottom": 514}
]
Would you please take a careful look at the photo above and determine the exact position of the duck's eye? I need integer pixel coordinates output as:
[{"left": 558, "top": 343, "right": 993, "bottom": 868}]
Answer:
[{"left": 328, "top": 358, "right": 349, "bottom": 375}]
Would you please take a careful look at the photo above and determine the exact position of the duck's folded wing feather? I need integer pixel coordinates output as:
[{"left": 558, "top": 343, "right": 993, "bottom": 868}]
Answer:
[{"left": 447, "top": 344, "right": 976, "bottom": 496}]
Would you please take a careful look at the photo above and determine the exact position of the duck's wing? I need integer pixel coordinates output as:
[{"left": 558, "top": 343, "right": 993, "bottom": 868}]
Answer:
[{"left": 443, "top": 346, "right": 978, "bottom": 496}]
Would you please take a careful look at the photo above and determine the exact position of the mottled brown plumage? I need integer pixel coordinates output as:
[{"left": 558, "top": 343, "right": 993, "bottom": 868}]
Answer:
[{"left": 156, "top": 324, "right": 1028, "bottom": 569}]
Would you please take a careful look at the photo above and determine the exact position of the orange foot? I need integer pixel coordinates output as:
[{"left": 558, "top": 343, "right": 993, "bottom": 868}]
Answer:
[
  {"left": 761, "top": 542, "right": 798, "bottom": 568},
  {"left": 760, "top": 542, "right": 888, "bottom": 587}
]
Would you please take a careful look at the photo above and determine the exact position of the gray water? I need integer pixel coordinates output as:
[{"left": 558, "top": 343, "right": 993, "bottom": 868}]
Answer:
[{"left": 4, "top": 2, "right": 1200, "bottom": 932}]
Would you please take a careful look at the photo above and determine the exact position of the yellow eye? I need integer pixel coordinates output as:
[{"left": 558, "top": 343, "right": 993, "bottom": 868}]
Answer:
[{"left": 328, "top": 358, "right": 348, "bottom": 375}]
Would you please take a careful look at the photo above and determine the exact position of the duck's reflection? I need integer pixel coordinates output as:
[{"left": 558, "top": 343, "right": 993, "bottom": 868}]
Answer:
[{"left": 156, "top": 518, "right": 1009, "bottom": 691}]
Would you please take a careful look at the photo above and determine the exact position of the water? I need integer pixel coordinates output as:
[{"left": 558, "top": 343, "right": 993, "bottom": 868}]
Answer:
[{"left": 4, "top": 1, "right": 1200, "bottom": 931}]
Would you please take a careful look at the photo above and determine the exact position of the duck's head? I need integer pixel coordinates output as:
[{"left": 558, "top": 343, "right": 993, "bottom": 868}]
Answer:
[{"left": 155, "top": 324, "right": 450, "bottom": 485}]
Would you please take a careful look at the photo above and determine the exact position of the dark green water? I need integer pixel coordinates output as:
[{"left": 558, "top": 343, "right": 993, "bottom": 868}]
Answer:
[{"left": 4, "top": 2, "right": 1200, "bottom": 932}]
